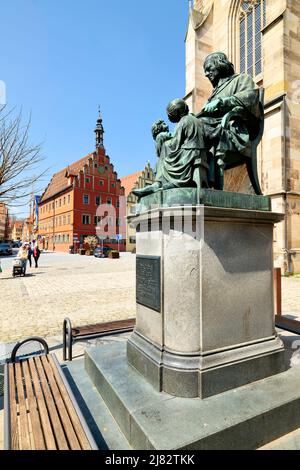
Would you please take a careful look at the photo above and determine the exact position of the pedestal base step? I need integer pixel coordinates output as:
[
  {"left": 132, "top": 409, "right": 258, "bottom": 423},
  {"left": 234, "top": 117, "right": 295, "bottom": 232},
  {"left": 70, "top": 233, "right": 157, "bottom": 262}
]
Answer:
[
  {"left": 85, "top": 342, "right": 300, "bottom": 450},
  {"left": 64, "top": 359, "right": 131, "bottom": 450}
]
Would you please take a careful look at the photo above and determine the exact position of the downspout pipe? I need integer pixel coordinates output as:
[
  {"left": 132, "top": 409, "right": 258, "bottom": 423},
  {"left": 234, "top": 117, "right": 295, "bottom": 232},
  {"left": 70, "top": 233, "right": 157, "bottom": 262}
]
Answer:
[{"left": 282, "top": 94, "right": 293, "bottom": 275}]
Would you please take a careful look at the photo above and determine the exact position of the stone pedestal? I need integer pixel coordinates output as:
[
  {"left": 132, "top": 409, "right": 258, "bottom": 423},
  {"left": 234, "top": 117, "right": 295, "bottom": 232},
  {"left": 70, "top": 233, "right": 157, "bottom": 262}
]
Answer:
[{"left": 127, "top": 204, "right": 286, "bottom": 398}]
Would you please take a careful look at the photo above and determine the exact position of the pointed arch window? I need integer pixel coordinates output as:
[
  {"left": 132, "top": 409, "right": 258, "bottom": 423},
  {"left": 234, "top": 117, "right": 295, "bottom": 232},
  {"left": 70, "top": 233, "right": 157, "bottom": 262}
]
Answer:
[{"left": 240, "top": 0, "right": 266, "bottom": 77}]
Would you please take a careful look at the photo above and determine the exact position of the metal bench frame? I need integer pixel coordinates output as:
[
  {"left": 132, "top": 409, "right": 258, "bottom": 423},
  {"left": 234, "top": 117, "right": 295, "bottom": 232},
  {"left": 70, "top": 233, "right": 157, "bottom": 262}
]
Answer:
[{"left": 63, "top": 317, "right": 136, "bottom": 361}]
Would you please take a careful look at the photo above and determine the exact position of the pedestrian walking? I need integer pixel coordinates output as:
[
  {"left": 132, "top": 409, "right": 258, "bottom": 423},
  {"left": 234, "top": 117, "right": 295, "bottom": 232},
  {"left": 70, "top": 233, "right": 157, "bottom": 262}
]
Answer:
[
  {"left": 33, "top": 245, "right": 41, "bottom": 268},
  {"left": 27, "top": 245, "right": 33, "bottom": 267}
]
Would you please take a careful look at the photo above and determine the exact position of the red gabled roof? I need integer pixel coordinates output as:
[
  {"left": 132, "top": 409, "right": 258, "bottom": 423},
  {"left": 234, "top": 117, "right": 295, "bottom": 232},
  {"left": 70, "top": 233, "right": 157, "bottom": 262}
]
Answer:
[
  {"left": 40, "top": 153, "right": 94, "bottom": 202},
  {"left": 120, "top": 170, "right": 143, "bottom": 197}
]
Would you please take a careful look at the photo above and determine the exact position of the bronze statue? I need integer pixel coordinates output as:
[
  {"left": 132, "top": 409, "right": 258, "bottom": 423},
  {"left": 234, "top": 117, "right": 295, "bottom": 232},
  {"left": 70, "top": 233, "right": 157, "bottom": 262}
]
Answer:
[
  {"left": 151, "top": 119, "right": 172, "bottom": 157},
  {"left": 133, "top": 52, "right": 263, "bottom": 199},
  {"left": 132, "top": 99, "right": 209, "bottom": 197},
  {"left": 197, "top": 52, "right": 262, "bottom": 194}
]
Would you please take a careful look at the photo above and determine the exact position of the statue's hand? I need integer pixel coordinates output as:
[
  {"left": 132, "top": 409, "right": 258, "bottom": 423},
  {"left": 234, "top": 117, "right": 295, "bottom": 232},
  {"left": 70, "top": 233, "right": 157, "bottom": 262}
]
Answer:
[{"left": 202, "top": 98, "right": 223, "bottom": 116}]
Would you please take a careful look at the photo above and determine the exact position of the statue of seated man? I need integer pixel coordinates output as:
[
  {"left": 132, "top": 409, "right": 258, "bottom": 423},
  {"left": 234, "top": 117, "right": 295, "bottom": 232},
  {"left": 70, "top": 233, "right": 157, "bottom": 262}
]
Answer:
[
  {"left": 132, "top": 99, "right": 209, "bottom": 197},
  {"left": 198, "top": 52, "right": 261, "bottom": 189},
  {"left": 133, "top": 52, "right": 261, "bottom": 199}
]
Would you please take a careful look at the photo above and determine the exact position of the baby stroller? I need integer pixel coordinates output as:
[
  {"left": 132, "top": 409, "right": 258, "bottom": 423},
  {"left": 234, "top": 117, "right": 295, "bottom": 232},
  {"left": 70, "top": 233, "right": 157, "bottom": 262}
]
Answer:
[{"left": 13, "top": 258, "right": 27, "bottom": 277}]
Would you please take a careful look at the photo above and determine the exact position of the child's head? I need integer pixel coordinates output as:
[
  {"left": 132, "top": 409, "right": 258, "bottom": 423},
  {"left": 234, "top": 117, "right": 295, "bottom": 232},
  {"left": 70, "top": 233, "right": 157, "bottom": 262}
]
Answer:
[
  {"left": 167, "top": 99, "right": 189, "bottom": 123},
  {"left": 151, "top": 119, "right": 169, "bottom": 140}
]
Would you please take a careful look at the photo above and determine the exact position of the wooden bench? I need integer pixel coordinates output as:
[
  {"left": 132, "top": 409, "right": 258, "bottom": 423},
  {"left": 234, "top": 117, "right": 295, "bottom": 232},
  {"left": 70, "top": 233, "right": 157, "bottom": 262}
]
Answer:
[
  {"left": 63, "top": 317, "right": 136, "bottom": 361},
  {"left": 4, "top": 338, "right": 98, "bottom": 450}
]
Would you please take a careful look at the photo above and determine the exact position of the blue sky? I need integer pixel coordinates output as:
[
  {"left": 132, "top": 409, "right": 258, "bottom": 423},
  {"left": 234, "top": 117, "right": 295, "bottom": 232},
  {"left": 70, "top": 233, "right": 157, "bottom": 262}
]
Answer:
[{"left": 0, "top": 0, "right": 190, "bottom": 216}]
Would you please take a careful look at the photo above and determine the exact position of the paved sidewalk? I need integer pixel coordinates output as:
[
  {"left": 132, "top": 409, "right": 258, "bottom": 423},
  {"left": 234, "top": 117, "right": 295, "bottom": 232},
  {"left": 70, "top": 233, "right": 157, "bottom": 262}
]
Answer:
[
  {"left": 282, "top": 276, "right": 300, "bottom": 322},
  {"left": 0, "top": 252, "right": 136, "bottom": 344},
  {"left": 1, "top": 252, "right": 300, "bottom": 344}
]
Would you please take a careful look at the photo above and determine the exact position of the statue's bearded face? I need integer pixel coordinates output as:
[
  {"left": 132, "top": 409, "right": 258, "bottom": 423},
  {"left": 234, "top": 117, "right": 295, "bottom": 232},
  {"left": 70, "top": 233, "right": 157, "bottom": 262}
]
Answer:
[{"left": 204, "top": 60, "right": 220, "bottom": 87}]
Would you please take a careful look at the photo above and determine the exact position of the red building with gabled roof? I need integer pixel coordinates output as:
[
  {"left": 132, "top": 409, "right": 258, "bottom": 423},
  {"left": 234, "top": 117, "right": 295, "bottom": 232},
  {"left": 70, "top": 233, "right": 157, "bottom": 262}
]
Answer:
[{"left": 38, "top": 112, "right": 126, "bottom": 252}]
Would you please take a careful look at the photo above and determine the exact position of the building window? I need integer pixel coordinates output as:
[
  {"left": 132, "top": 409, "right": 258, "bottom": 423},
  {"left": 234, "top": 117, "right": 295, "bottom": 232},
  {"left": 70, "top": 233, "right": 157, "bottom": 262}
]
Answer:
[
  {"left": 95, "top": 196, "right": 101, "bottom": 205},
  {"left": 107, "top": 197, "right": 112, "bottom": 205},
  {"left": 59, "top": 216, "right": 62, "bottom": 226},
  {"left": 111, "top": 182, "right": 115, "bottom": 188},
  {"left": 52, "top": 202, "right": 55, "bottom": 209},
  {"left": 94, "top": 215, "right": 101, "bottom": 225},
  {"left": 66, "top": 234, "right": 70, "bottom": 242},
  {"left": 240, "top": 0, "right": 266, "bottom": 77},
  {"left": 59, "top": 199, "right": 61, "bottom": 207},
  {"left": 99, "top": 180, "right": 104, "bottom": 186},
  {"left": 67, "top": 214, "right": 71, "bottom": 224},
  {"left": 68, "top": 194, "right": 70, "bottom": 204},
  {"left": 83, "top": 194, "right": 89, "bottom": 204},
  {"left": 63, "top": 215, "right": 66, "bottom": 225},
  {"left": 129, "top": 236, "right": 136, "bottom": 244},
  {"left": 85, "top": 177, "right": 90, "bottom": 183},
  {"left": 82, "top": 214, "right": 90, "bottom": 225},
  {"left": 63, "top": 196, "right": 66, "bottom": 205}
]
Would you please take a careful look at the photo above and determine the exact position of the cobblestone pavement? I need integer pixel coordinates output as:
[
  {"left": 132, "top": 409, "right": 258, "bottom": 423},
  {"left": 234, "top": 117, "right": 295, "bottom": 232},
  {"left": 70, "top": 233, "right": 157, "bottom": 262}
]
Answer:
[
  {"left": 0, "top": 252, "right": 300, "bottom": 450},
  {"left": 0, "top": 252, "right": 136, "bottom": 344},
  {"left": 1, "top": 251, "right": 299, "bottom": 344},
  {"left": 282, "top": 276, "right": 300, "bottom": 321}
]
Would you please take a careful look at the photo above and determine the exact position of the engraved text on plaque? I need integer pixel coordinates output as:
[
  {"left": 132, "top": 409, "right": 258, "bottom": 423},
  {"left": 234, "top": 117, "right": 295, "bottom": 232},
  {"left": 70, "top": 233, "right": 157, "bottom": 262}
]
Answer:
[{"left": 136, "top": 255, "right": 161, "bottom": 312}]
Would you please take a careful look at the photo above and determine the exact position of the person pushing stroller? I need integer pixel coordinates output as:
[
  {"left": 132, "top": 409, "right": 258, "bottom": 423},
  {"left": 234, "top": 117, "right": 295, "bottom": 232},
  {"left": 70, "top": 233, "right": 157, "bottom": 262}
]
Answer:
[{"left": 13, "top": 244, "right": 28, "bottom": 276}]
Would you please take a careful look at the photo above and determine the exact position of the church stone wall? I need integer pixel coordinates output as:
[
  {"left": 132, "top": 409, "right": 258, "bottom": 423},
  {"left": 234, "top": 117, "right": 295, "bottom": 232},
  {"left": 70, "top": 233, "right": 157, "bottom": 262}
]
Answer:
[{"left": 185, "top": 0, "right": 300, "bottom": 272}]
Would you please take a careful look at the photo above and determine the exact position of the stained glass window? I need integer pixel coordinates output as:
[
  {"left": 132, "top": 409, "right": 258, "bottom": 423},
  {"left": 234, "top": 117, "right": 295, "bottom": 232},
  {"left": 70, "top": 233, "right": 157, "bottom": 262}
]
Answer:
[{"left": 240, "top": 0, "right": 266, "bottom": 77}]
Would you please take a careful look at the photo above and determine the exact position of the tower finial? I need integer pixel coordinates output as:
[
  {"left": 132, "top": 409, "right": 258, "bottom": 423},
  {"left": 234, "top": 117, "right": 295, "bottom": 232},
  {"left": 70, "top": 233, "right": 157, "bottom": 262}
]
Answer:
[{"left": 94, "top": 106, "right": 104, "bottom": 149}]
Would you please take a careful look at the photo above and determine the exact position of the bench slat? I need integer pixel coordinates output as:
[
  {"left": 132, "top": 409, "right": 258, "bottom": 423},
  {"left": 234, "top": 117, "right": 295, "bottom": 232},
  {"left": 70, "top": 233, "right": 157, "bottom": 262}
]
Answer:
[
  {"left": 14, "top": 363, "right": 32, "bottom": 450},
  {"left": 34, "top": 356, "right": 69, "bottom": 450},
  {"left": 72, "top": 318, "right": 135, "bottom": 337},
  {"left": 22, "top": 360, "right": 46, "bottom": 450},
  {"left": 8, "top": 365, "right": 19, "bottom": 450},
  {"left": 47, "top": 355, "right": 92, "bottom": 450},
  {"left": 28, "top": 357, "right": 57, "bottom": 450},
  {"left": 40, "top": 356, "right": 81, "bottom": 450}
]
